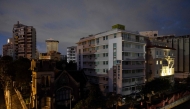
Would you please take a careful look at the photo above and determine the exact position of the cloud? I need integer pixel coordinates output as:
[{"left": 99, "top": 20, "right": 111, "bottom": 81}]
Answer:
[{"left": 0, "top": 0, "right": 190, "bottom": 54}]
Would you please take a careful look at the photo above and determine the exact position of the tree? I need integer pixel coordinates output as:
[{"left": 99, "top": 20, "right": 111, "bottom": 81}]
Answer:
[
  {"left": 14, "top": 58, "right": 31, "bottom": 81},
  {"left": 73, "top": 99, "right": 88, "bottom": 109},
  {"left": 142, "top": 78, "right": 171, "bottom": 95},
  {"left": 106, "top": 93, "right": 122, "bottom": 109},
  {"left": 73, "top": 84, "right": 105, "bottom": 109},
  {"left": 0, "top": 55, "right": 13, "bottom": 61},
  {"left": 124, "top": 96, "right": 136, "bottom": 109},
  {"left": 0, "top": 55, "right": 13, "bottom": 74}
]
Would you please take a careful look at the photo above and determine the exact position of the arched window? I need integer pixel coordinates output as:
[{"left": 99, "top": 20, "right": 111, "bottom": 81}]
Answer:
[{"left": 56, "top": 87, "right": 71, "bottom": 101}]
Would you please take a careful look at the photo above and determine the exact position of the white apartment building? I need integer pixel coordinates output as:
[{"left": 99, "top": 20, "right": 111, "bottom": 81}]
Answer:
[
  {"left": 76, "top": 24, "right": 146, "bottom": 95},
  {"left": 67, "top": 46, "right": 77, "bottom": 63}
]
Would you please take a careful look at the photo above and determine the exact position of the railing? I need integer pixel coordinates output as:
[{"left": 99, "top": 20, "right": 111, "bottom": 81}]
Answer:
[
  {"left": 159, "top": 94, "right": 190, "bottom": 109},
  {"left": 122, "top": 38, "right": 145, "bottom": 43},
  {"left": 14, "top": 88, "right": 28, "bottom": 109},
  {"left": 122, "top": 65, "right": 145, "bottom": 69}
]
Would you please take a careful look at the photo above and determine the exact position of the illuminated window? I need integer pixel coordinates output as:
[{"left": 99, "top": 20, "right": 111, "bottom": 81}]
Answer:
[
  {"left": 160, "top": 60, "right": 162, "bottom": 64},
  {"left": 156, "top": 61, "right": 158, "bottom": 65}
]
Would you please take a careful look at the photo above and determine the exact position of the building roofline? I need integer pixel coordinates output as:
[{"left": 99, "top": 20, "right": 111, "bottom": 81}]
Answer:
[{"left": 147, "top": 45, "right": 176, "bottom": 50}]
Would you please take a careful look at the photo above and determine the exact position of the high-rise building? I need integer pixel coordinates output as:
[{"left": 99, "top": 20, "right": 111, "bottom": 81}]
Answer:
[
  {"left": 76, "top": 24, "right": 146, "bottom": 95},
  {"left": 46, "top": 39, "right": 59, "bottom": 53},
  {"left": 13, "top": 21, "right": 36, "bottom": 59},
  {"left": 67, "top": 46, "right": 77, "bottom": 63},
  {"left": 3, "top": 38, "right": 14, "bottom": 57}
]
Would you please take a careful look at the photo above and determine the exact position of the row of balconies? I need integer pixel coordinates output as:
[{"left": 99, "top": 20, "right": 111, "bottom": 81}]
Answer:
[
  {"left": 82, "top": 43, "right": 95, "bottom": 48},
  {"left": 122, "top": 72, "right": 144, "bottom": 78},
  {"left": 122, "top": 65, "right": 145, "bottom": 69},
  {"left": 122, "top": 56, "right": 145, "bottom": 60},
  {"left": 122, "top": 37, "right": 145, "bottom": 43},
  {"left": 83, "top": 50, "right": 96, "bottom": 54},
  {"left": 155, "top": 55, "right": 175, "bottom": 58},
  {"left": 122, "top": 80, "right": 144, "bottom": 87}
]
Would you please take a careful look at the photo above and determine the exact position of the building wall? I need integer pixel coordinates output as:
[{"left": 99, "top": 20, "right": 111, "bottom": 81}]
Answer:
[
  {"left": 139, "top": 31, "right": 158, "bottom": 38},
  {"left": 46, "top": 39, "right": 59, "bottom": 53},
  {"left": 147, "top": 47, "right": 175, "bottom": 82},
  {"left": 39, "top": 51, "right": 61, "bottom": 61},
  {"left": 3, "top": 43, "right": 13, "bottom": 57},
  {"left": 157, "top": 35, "right": 190, "bottom": 79},
  {"left": 121, "top": 33, "right": 146, "bottom": 95},
  {"left": 108, "top": 37, "right": 122, "bottom": 94},
  {"left": 13, "top": 22, "right": 36, "bottom": 59},
  {"left": 76, "top": 27, "right": 146, "bottom": 96},
  {"left": 67, "top": 46, "right": 77, "bottom": 63}
]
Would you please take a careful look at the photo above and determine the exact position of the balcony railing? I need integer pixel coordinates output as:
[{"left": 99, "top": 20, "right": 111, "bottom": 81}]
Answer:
[
  {"left": 122, "top": 37, "right": 145, "bottom": 43},
  {"left": 122, "top": 65, "right": 145, "bottom": 69}
]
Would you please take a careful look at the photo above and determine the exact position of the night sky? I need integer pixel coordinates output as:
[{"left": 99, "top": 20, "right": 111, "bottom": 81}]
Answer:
[{"left": 0, "top": 0, "right": 190, "bottom": 55}]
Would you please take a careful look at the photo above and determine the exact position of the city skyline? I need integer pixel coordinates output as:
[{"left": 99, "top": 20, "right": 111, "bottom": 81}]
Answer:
[{"left": 0, "top": 0, "right": 190, "bottom": 55}]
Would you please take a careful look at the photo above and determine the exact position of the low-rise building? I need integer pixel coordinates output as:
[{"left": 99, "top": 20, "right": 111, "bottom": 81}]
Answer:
[
  {"left": 31, "top": 60, "right": 56, "bottom": 109},
  {"left": 146, "top": 40, "right": 175, "bottom": 82},
  {"left": 54, "top": 70, "right": 87, "bottom": 108},
  {"left": 156, "top": 35, "right": 190, "bottom": 80},
  {"left": 39, "top": 51, "right": 61, "bottom": 61},
  {"left": 31, "top": 60, "right": 88, "bottom": 109}
]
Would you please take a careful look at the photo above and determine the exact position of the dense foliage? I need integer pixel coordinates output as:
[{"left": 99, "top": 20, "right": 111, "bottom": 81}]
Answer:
[
  {"left": 73, "top": 84, "right": 106, "bottom": 109},
  {"left": 142, "top": 78, "right": 171, "bottom": 95},
  {"left": 0, "top": 56, "right": 31, "bottom": 97}
]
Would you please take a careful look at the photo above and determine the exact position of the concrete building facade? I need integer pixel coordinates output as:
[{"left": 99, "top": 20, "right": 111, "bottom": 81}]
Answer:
[
  {"left": 13, "top": 21, "right": 36, "bottom": 59},
  {"left": 67, "top": 46, "right": 77, "bottom": 63},
  {"left": 139, "top": 31, "right": 158, "bottom": 38},
  {"left": 31, "top": 60, "right": 55, "bottom": 109},
  {"left": 157, "top": 35, "right": 190, "bottom": 79},
  {"left": 76, "top": 24, "right": 146, "bottom": 95},
  {"left": 39, "top": 51, "right": 61, "bottom": 61},
  {"left": 46, "top": 39, "right": 59, "bottom": 53},
  {"left": 145, "top": 38, "right": 175, "bottom": 82},
  {"left": 3, "top": 38, "right": 14, "bottom": 57}
]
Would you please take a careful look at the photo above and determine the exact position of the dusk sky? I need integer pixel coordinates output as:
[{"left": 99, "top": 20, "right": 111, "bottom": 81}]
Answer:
[{"left": 0, "top": 0, "right": 190, "bottom": 55}]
